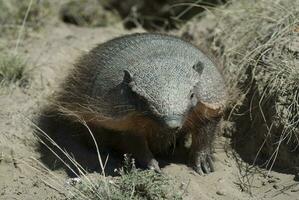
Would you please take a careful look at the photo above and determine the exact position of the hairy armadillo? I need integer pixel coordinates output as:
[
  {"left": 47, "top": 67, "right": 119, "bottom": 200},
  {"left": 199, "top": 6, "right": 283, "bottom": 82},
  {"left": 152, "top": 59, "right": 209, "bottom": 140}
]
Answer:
[{"left": 56, "top": 33, "right": 227, "bottom": 174}]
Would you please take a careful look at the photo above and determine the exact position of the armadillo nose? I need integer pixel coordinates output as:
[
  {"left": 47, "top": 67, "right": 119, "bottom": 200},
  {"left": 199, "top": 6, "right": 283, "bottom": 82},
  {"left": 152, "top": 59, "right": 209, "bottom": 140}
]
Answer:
[{"left": 165, "top": 117, "right": 183, "bottom": 131}]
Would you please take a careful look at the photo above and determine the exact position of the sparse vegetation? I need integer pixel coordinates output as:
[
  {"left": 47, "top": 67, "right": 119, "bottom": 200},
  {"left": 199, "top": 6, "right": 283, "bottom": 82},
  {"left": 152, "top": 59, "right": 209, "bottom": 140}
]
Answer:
[
  {"left": 69, "top": 155, "right": 182, "bottom": 200},
  {"left": 0, "top": 0, "right": 53, "bottom": 37},
  {"left": 0, "top": 53, "right": 29, "bottom": 86}
]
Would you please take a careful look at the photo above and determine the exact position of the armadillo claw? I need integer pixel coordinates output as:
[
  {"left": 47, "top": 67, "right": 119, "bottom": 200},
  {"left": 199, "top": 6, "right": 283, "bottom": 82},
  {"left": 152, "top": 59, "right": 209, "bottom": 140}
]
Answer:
[
  {"left": 147, "top": 158, "right": 161, "bottom": 173},
  {"left": 192, "top": 151, "right": 215, "bottom": 175}
]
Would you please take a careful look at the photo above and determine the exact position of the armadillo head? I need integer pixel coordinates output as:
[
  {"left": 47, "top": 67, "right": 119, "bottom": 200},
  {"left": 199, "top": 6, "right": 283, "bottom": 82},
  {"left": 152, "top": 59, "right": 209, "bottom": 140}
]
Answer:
[{"left": 124, "top": 54, "right": 221, "bottom": 132}]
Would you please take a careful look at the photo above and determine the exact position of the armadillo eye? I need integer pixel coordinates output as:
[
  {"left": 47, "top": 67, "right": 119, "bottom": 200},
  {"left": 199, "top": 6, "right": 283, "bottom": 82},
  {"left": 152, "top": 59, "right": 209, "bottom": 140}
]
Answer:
[
  {"left": 190, "top": 93, "right": 198, "bottom": 106},
  {"left": 192, "top": 61, "right": 204, "bottom": 75}
]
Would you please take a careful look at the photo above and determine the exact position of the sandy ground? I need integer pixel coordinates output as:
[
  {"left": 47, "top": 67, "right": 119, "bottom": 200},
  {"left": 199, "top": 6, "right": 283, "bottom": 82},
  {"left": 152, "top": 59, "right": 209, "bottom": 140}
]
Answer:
[{"left": 0, "top": 22, "right": 298, "bottom": 200}]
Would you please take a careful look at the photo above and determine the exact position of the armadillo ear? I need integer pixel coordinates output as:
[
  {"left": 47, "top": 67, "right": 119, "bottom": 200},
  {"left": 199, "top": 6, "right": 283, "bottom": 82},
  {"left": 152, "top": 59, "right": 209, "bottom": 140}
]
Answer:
[
  {"left": 123, "top": 70, "right": 133, "bottom": 84},
  {"left": 123, "top": 70, "right": 137, "bottom": 91},
  {"left": 192, "top": 61, "right": 204, "bottom": 75}
]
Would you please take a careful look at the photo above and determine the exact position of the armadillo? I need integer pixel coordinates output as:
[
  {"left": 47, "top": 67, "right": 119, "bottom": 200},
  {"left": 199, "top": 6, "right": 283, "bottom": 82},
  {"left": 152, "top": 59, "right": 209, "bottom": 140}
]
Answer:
[{"left": 56, "top": 33, "right": 227, "bottom": 174}]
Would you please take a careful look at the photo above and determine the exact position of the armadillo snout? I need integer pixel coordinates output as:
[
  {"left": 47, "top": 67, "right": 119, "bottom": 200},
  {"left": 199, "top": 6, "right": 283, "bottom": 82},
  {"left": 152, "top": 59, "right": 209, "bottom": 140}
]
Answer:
[{"left": 164, "top": 116, "right": 183, "bottom": 131}]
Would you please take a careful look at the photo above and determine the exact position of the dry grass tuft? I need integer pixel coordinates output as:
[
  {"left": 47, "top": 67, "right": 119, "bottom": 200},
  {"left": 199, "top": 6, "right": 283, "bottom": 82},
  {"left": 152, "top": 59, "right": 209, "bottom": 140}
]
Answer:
[
  {"left": 0, "top": 54, "right": 29, "bottom": 87},
  {"left": 69, "top": 155, "right": 183, "bottom": 200}
]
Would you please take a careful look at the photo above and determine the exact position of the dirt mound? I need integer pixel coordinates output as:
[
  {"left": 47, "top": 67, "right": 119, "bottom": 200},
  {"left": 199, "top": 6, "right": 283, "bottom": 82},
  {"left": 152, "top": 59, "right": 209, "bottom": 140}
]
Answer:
[{"left": 183, "top": 0, "right": 299, "bottom": 172}]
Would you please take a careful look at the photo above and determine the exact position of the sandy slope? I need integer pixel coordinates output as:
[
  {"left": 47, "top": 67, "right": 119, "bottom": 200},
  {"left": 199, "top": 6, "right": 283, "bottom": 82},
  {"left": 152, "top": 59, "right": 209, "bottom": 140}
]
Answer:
[{"left": 0, "top": 23, "right": 298, "bottom": 200}]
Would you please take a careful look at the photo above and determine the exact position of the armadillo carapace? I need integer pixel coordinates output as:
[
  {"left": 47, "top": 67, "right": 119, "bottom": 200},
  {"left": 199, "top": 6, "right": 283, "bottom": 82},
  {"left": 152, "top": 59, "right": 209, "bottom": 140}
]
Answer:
[{"left": 56, "top": 33, "right": 227, "bottom": 174}]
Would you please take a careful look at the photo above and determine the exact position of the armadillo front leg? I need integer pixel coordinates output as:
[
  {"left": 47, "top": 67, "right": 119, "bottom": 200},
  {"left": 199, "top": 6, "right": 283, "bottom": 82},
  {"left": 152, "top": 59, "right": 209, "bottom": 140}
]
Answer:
[
  {"left": 123, "top": 133, "right": 161, "bottom": 172},
  {"left": 190, "top": 118, "right": 220, "bottom": 175}
]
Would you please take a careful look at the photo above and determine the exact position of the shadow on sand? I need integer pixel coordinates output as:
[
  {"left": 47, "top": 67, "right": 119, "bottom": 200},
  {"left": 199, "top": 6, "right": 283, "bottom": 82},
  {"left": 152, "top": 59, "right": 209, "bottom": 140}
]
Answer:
[{"left": 35, "top": 107, "right": 189, "bottom": 177}]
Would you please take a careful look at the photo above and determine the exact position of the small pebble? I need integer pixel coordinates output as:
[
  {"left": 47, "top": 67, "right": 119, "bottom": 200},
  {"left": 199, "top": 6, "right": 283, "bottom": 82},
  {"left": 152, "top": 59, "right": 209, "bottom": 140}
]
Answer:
[
  {"left": 216, "top": 190, "right": 225, "bottom": 196},
  {"left": 0, "top": 153, "right": 3, "bottom": 163},
  {"left": 262, "top": 181, "right": 266, "bottom": 186},
  {"left": 66, "top": 177, "right": 81, "bottom": 186},
  {"left": 273, "top": 184, "right": 279, "bottom": 189},
  {"left": 268, "top": 179, "right": 276, "bottom": 183},
  {"left": 217, "top": 178, "right": 224, "bottom": 183}
]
